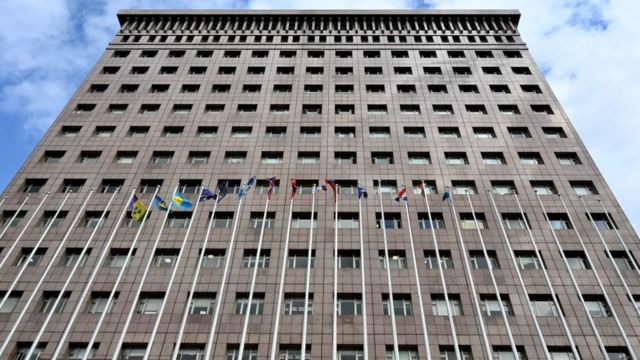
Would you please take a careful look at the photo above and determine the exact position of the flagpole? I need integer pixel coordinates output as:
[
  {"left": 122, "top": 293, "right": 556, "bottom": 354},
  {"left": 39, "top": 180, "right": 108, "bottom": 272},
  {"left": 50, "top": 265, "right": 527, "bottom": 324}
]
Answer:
[
  {"left": 141, "top": 185, "right": 204, "bottom": 359},
  {"left": 464, "top": 191, "right": 519, "bottom": 359},
  {"left": 0, "top": 194, "right": 29, "bottom": 240},
  {"left": 111, "top": 185, "right": 178, "bottom": 360},
  {"left": 205, "top": 188, "right": 246, "bottom": 360},
  {"left": 598, "top": 199, "right": 640, "bottom": 277},
  {"left": 486, "top": 190, "right": 551, "bottom": 359},
  {"left": 26, "top": 188, "right": 119, "bottom": 359},
  {"left": 237, "top": 188, "right": 270, "bottom": 360},
  {"left": 420, "top": 182, "right": 460, "bottom": 360},
  {"left": 173, "top": 196, "right": 220, "bottom": 360},
  {"left": 446, "top": 188, "right": 492, "bottom": 359},
  {"left": 558, "top": 195, "right": 637, "bottom": 360},
  {"left": 377, "top": 179, "right": 400, "bottom": 360},
  {"left": 401, "top": 195, "right": 431, "bottom": 359},
  {"left": 511, "top": 192, "right": 581, "bottom": 359},
  {"left": 331, "top": 184, "right": 339, "bottom": 360},
  {"left": 0, "top": 191, "right": 70, "bottom": 314},
  {"left": 534, "top": 191, "right": 608, "bottom": 358},
  {"left": 0, "top": 192, "right": 48, "bottom": 269},
  {"left": 50, "top": 186, "right": 140, "bottom": 360},
  {"left": 303, "top": 184, "right": 317, "bottom": 360},
  {"left": 0, "top": 195, "right": 6, "bottom": 209},
  {"left": 269, "top": 185, "right": 295, "bottom": 360},
  {"left": 0, "top": 189, "right": 86, "bottom": 357},
  {"left": 357, "top": 190, "right": 369, "bottom": 360}
]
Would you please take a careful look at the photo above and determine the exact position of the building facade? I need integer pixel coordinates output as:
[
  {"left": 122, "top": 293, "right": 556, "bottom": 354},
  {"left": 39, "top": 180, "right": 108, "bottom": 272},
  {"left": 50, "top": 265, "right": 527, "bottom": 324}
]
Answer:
[{"left": 0, "top": 9, "right": 639, "bottom": 360}]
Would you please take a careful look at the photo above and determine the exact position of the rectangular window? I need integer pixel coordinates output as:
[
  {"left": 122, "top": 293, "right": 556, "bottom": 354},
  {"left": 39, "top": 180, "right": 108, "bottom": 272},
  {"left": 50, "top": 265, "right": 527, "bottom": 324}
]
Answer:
[
  {"left": 337, "top": 294, "right": 363, "bottom": 315},
  {"left": 480, "top": 294, "right": 513, "bottom": 316},
  {"left": 88, "top": 292, "right": 117, "bottom": 314},
  {"left": 188, "top": 151, "right": 210, "bottom": 165},
  {"left": 201, "top": 249, "right": 225, "bottom": 268},
  {"left": 408, "top": 152, "right": 431, "bottom": 165},
  {"left": 556, "top": 152, "right": 582, "bottom": 165},
  {"left": 469, "top": 250, "right": 500, "bottom": 269},
  {"left": 530, "top": 294, "right": 560, "bottom": 317},
  {"left": 584, "top": 295, "right": 611, "bottom": 318},
  {"left": 273, "top": 84, "right": 292, "bottom": 93},
  {"left": 42, "top": 211, "right": 68, "bottom": 227},
  {"left": 515, "top": 251, "right": 545, "bottom": 270},
  {"left": 79, "top": 151, "right": 101, "bottom": 164},
  {"left": 151, "top": 151, "right": 173, "bottom": 165},
  {"left": 482, "top": 152, "right": 506, "bottom": 165},
  {"left": 378, "top": 250, "right": 407, "bottom": 269},
  {"left": 432, "top": 294, "right": 463, "bottom": 316},
  {"left": 153, "top": 249, "right": 180, "bottom": 268},
  {"left": 501, "top": 213, "right": 530, "bottom": 230},
  {"left": 564, "top": 251, "right": 590, "bottom": 269},
  {"left": 417, "top": 212, "right": 445, "bottom": 230},
  {"left": 292, "top": 211, "right": 317, "bottom": 229},
  {"left": 424, "top": 250, "right": 453, "bottom": 269},
  {"left": 382, "top": 294, "right": 413, "bottom": 316},
  {"left": 376, "top": 212, "right": 401, "bottom": 229},
  {"left": 136, "top": 293, "right": 164, "bottom": 314},
  {"left": 337, "top": 250, "right": 361, "bottom": 269},
  {"left": 288, "top": 249, "right": 314, "bottom": 269},
  {"left": 546, "top": 213, "right": 572, "bottom": 230},
  {"left": 224, "top": 151, "right": 247, "bottom": 164},
  {"left": 0, "top": 291, "right": 22, "bottom": 313},
  {"left": 234, "top": 294, "right": 264, "bottom": 315},
  {"left": 231, "top": 126, "right": 252, "bottom": 138},
  {"left": 40, "top": 291, "right": 70, "bottom": 313},
  {"left": 167, "top": 212, "right": 192, "bottom": 228},
  {"left": 197, "top": 126, "right": 218, "bottom": 138},
  {"left": 189, "top": 293, "right": 216, "bottom": 315},
  {"left": 445, "top": 152, "right": 468, "bottom": 165}
]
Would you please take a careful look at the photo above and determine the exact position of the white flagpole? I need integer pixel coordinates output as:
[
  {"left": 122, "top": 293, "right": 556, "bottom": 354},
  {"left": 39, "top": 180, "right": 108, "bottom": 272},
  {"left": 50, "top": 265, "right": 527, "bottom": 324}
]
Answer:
[
  {"left": 512, "top": 192, "right": 579, "bottom": 359},
  {"left": 0, "top": 189, "right": 88, "bottom": 357},
  {"left": 464, "top": 191, "right": 519, "bottom": 359},
  {"left": 534, "top": 192, "right": 608, "bottom": 358},
  {"left": 486, "top": 190, "right": 551, "bottom": 360},
  {"left": 331, "top": 184, "right": 338, "bottom": 360},
  {"left": 420, "top": 182, "right": 460, "bottom": 360},
  {"left": 0, "top": 192, "right": 48, "bottom": 269},
  {"left": 237, "top": 186, "right": 269, "bottom": 360},
  {"left": 559, "top": 196, "right": 637, "bottom": 360},
  {"left": 146, "top": 185, "right": 206, "bottom": 360},
  {"left": 0, "top": 194, "right": 29, "bottom": 240},
  {"left": 78, "top": 186, "right": 159, "bottom": 360},
  {"left": 303, "top": 185, "right": 317, "bottom": 360},
  {"left": 0, "top": 195, "right": 6, "bottom": 209},
  {"left": 111, "top": 185, "right": 178, "bottom": 360},
  {"left": 357, "top": 191, "right": 369, "bottom": 360},
  {"left": 598, "top": 199, "right": 640, "bottom": 278},
  {"left": 581, "top": 197, "right": 640, "bottom": 319},
  {"left": 173, "top": 196, "right": 220, "bottom": 360},
  {"left": 0, "top": 191, "right": 70, "bottom": 314},
  {"left": 377, "top": 179, "right": 400, "bottom": 360},
  {"left": 446, "top": 188, "right": 492, "bottom": 359},
  {"left": 269, "top": 187, "right": 295, "bottom": 360},
  {"left": 401, "top": 196, "right": 431, "bottom": 359},
  {"left": 51, "top": 186, "right": 140, "bottom": 360},
  {"left": 205, "top": 189, "right": 246, "bottom": 360},
  {"left": 26, "top": 188, "right": 119, "bottom": 359}
]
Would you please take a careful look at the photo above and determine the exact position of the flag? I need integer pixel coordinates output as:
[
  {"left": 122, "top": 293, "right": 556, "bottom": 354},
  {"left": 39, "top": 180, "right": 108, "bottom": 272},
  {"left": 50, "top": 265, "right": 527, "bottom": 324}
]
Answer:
[
  {"left": 417, "top": 183, "right": 427, "bottom": 198},
  {"left": 325, "top": 178, "right": 337, "bottom": 201},
  {"left": 442, "top": 190, "right": 452, "bottom": 203},
  {"left": 216, "top": 181, "right": 229, "bottom": 204},
  {"left": 395, "top": 185, "right": 408, "bottom": 202},
  {"left": 290, "top": 179, "right": 298, "bottom": 199},
  {"left": 172, "top": 191, "right": 193, "bottom": 209},
  {"left": 128, "top": 195, "right": 147, "bottom": 222},
  {"left": 199, "top": 188, "right": 217, "bottom": 203},
  {"left": 238, "top": 176, "right": 257, "bottom": 199},
  {"left": 357, "top": 183, "right": 368, "bottom": 199},
  {"left": 266, "top": 176, "right": 277, "bottom": 200},
  {"left": 314, "top": 185, "right": 326, "bottom": 193},
  {"left": 152, "top": 195, "right": 169, "bottom": 211}
]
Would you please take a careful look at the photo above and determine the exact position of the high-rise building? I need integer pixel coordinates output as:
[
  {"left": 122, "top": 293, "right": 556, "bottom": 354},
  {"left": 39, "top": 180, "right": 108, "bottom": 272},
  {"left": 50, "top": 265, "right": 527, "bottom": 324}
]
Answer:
[{"left": 0, "top": 9, "right": 638, "bottom": 360}]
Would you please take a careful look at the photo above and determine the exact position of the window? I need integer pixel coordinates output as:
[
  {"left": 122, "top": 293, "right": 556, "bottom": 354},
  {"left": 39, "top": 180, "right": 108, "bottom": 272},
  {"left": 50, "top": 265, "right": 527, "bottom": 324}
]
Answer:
[
  {"left": 0, "top": 291, "right": 22, "bottom": 313},
  {"left": 260, "top": 152, "right": 283, "bottom": 165},
  {"left": 13, "top": 343, "right": 46, "bottom": 360},
  {"left": 279, "top": 345, "right": 311, "bottom": 360},
  {"left": 40, "top": 291, "right": 70, "bottom": 313},
  {"left": 556, "top": 152, "right": 582, "bottom": 165},
  {"left": 373, "top": 180, "right": 397, "bottom": 194},
  {"left": 546, "top": 213, "right": 572, "bottom": 230},
  {"left": 408, "top": 152, "right": 431, "bottom": 165},
  {"left": 490, "top": 181, "right": 517, "bottom": 195},
  {"left": 587, "top": 213, "right": 618, "bottom": 230},
  {"left": 584, "top": 295, "right": 611, "bottom": 317},
  {"left": 419, "top": 50, "right": 437, "bottom": 58},
  {"left": 276, "top": 66, "right": 294, "bottom": 75},
  {"left": 512, "top": 66, "right": 532, "bottom": 75},
  {"left": 433, "top": 104, "right": 454, "bottom": 115},
  {"left": 113, "top": 50, "right": 130, "bottom": 58},
  {"left": 439, "top": 346, "right": 473, "bottom": 360},
  {"left": 564, "top": 251, "right": 590, "bottom": 269},
  {"left": 363, "top": 50, "right": 380, "bottom": 58},
  {"left": 270, "top": 104, "right": 290, "bottom": 113},
  {"left": 172, "top": 104, "right": 192, "bottom": 114},
  {"left": 225, "top": 151, "right": 247, "bottom": 164},
  {"left": 427, "top": 84, "right": 448, "bottom": 94},
  {"left": 79, "top": 151, "right": 101, "bottom": 164},
  {"left": 108, "top": 104, "right": 128, "bottom": 113},
  {"left": 367, "top": 104, "right": 388, "bottom": 114},
  {"left": 234, "top": 294, "right": 264, "bottom": 315},
  {"left": 372, "top": 152, "right": 394, "bottom": 165},
  {"left": 543, "top": 127, "right": 567, "bottom": 138},
  {"left": 335, "top": 85, "right": 354, "bottom": 93},
  {"left": 292, "top": 211, "right": 317, "bottom": 228},
  {"left": 530, "top": 294, "right": 560, "bottom": 316},
  {"left": 366, "top": 84, "right": 385, "bottom": 93},
  {"left": 17, "top": 247, "right": 46, "bottom": 267},
  {"left": 608, "top": 251, "right": 636, "bottom": 270},
  {"left": 424, "top": 250, "right": 453, "bottom": 269},
  {"left": 519, "top": 152, "right": 543, "bottom": 165},
  {"left": 83, "top": 211, "right": 108, "bottom": 228},
  {"left": 129, "top": 126, "right": 149, "bottom": 137},
  {"left": 334, "top": 127, "right": 356, "bottom": 138},
  {"left": 531, "top": 180, "right": 557, "bottom": 195},
  {"left": 337, "top": 250, "right": 361, "bottom": 269},
  {"left": 606, "top": 347, "right": 632, "bottom": 360},
  {"left": 400, "top": 104, "right": 421, "bottom": 114},
  {"left": 248, "top": 211, "right": 275, "bottom": 229},
  {"left": 180, "top": 84, "right": 200, "bottom": 93},
  {"left": 307, "top": 50, "right": 324, "bottom": 58},
  {"left": 288, "top": 249, "right": 314, "bottom": 269},
  {"left": 453, "top": 67, "right": 472, "bottom": 75},
  {"left": 482, "top": 66, "right": 502, "bottom": 75},
  {"left": 115, "top": 151, "right": 137, "bottom": 164},
  {"left": 153, "top": 249, "right": 179, "bottom": 268},
  {"left": 273, "top": 84, "right": 292, "bottom": 93},
  {"left": 480, "top": 294, "right": 513, "bottom": 316},
  {"left": 201, "top": 249, "right": 225, "bottom": 268},
  {"left": 211, "top": 84, "right": 231, "bottom": 93},
  {"left": 136, "top": 293, "right": 164, "bottom": 314},
  {"left": 129, "top": 66, "right": 148, "bottom": 75},
  {"left": 531, "top": 104, "right": 554, "bottom": 114},
  {"left": 42, "top": 210, "right": 67, "bottom": 227},
  {"left": 167, "top": 212, "right": 192, "bottom": 228},
  {"left": 337, "top": 294, "right": 363, "bottom": 315},
  {"left": 231, "top": 126, "right": 252, "bottom": 138},
  {"left": 188, "top": 151, "right": 210, "bottom": 165},
  {"left": 283, "top": 294, "right": 313, "bottom": 315},
  {"left": 501, "top": 213, "right": 529, "bottom": 229},
  {"left": 364, "top": 66, "right": 382, "bottom": 75},
  {"left": 378, "top": 250, "right": 407, "bottom": 268},
  {"left": 451, "top": 180, "right": 477, "bottom": 195},
  {"left": 391, "top": 50, "right": 409, "bottom": 58},
  {"left": 459, "top": 84, "right": 480, "bottom": 93},
  {"left": 469, "top": 250, "right": 500, "bottom": 269},
  {"left": 120, "top": 345, "right": 146, "bottom": 360},
  {"left": 482, "top": 152, "right": 506, "bottom": 165},
  {"left": 73, "top": 103, "right": 96, "bottom": 114},
  {"left": 196, "top": 50, "right": 213, "bottom": 58},
  {"left": 368, "top": 126, "right": 390, "bottom": 138},
  {"left": 168, "top": 50, "right": 185, "bottom": 58},
  {"left": 445, "top": 152, "right": 468, "bottom": 165},
  {"left": 189, "top": 293, "right": 216, "bottom": 315},
  {"left": 334, "top": 152, "right": 357, "bottom": 165},
  {"left": 302, "top": 105, "right": 322, "bottom": 116},
  {"left": 68, "top": 343, "right": 97, "bottom": 359},
  {"left": 493, "top": 346, "right": 528, "bottom": 360},
  {"left": 515, "top": 251, "right": 545, "bottom": 270},
  {"left": 521, "top": 84, "right": 542, "bottom": 94},
  {"left": 59, "top": 125, "right": 81, "bottom": 137},
  {"left": 403, "top": 127, "right": 425, "bottom": 138},
  {"left": 151, "top": 151, "right": 173, "bottom": 165},
  {"left": 417, "top": 213, "right": 445, "bottom": 230},
  {"left": 211, "top": 211, "right": 234, "bottom": 229},
  {"left": 101, "top": 66, "right": 119, "bottom": 74},
  {"left": 242, "top": 249, "right": 270, "bottom": 268},
  {"left": 394, "top": 67, "right": 413, "bottom": 75},
  {"left": 237, "top": 104, "right": 257, "bottom": 113},
  {"left": 217, "top": 66, "right": 236, "bottom": 75},
  {"left": 252, "top": 50, "right": 268, "bottom": 58},
  {"left": 432, "top": 294, "right": 463, "bottom": 316},
  {"left": 1, "top": 210, "right": 26, "bottom": 227},
  {"left": 204, "top": 104, "right": 224, "bottom": 114},
  {"left": 196, "top": 126, "right": 217, "bottom": 138},
  {"left": 490, "top": 84, "right": 511, "bottom": 94},
  {"left": 337, "top": 346, "right": 365, "bottom": 360},
  {"left": 176, "top": 344, "right": 205, "bottom": 360},
  {"left": 382, "top": 294, "right": 413, "bottom": 317},
  {"left": 88, "top": 292, "right": 117, "bottom": 314},
  {"left": 119, "top": 84, "right": 139, "bottom": 93},
  {"left": 466, "top": 104, "right": 488, "bottom": 114}
]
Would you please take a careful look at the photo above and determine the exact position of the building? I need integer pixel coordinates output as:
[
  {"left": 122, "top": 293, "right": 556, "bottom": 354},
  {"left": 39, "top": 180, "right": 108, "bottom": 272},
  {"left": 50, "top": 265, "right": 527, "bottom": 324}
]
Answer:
[{"left": 0, "top": 9, "right": 638, "bottom": 360}]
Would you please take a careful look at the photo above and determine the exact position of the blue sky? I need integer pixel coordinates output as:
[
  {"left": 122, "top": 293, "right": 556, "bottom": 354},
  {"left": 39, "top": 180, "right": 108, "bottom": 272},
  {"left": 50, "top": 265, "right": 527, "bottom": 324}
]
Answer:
[{"left": 1, "top": 0, "right": 638, "bottom": 231}]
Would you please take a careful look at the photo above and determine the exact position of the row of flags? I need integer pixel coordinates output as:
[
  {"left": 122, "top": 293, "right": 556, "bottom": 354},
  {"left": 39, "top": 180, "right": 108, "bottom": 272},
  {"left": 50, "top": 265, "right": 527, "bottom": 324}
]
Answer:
[{"left": 127, "top": 176, "right": 452, "bottom": 222}]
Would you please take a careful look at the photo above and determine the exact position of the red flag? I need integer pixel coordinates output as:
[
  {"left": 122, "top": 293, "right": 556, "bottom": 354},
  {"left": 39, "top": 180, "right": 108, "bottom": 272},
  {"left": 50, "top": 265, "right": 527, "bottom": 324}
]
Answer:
[
  {"left": 325, "top": 178, "right": 337, "bottom": 202},
  {"left": 395, "top": 185, "right": 408, "bottom": 202},
  {"left": 290, "top": 179, "right": 298, "bottom": 199},
  {"left": 266, "top": 176, "right": 277, "bottom": 200}
]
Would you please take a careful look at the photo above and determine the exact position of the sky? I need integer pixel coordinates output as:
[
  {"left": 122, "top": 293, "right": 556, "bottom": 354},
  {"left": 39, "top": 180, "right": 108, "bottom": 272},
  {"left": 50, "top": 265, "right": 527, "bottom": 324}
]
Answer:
[{"left": 0, "top": 0, "right": 638, "bottom": 231}]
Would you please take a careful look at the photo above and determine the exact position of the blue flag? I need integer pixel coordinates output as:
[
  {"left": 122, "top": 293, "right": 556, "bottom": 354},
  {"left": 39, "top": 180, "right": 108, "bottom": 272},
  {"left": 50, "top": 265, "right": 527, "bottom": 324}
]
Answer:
[
  {"left": 238, "top": 176, "right": 257, "bottom": 199},
  {"left": 442, "top": 191, "right": 452, "bottom": 203},
  {"left": 172, "top": 191, "right": 193, "bottom": 209},
  {"left": 199, "top": 188, "right": 217, "bottom": 203},
  {"left": 216, "top": 181, "right": 229, "bottom": 204},
  {"left": 152, "top": 195, "right": 169, "bottom": 211},
  {"left": 357, "top": 183, "right": 368, "bottom": 199}
]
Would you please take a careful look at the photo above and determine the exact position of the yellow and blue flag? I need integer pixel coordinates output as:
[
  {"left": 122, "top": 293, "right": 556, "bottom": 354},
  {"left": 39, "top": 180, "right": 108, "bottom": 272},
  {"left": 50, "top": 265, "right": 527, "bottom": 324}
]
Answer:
[
  {"left": 152, "top": 195, "right": 169, "bottom": 211},
  {"left": 172, "top": 191, "right": 193, "bottom": 209},
  {"left": 128, "top": 195, "right": 147, "bottom": 222}
]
